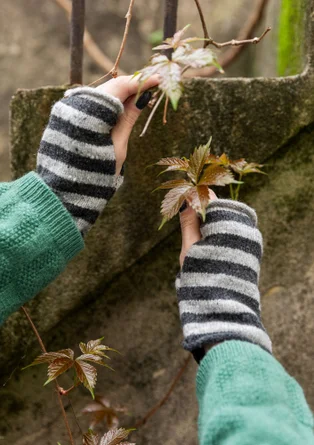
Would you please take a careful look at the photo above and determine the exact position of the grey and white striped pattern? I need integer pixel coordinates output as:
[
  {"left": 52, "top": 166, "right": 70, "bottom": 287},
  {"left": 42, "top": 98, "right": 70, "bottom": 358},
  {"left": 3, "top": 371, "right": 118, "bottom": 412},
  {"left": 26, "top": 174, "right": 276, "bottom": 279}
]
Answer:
[
  {"left": 37, "top": 86, "right": 124, "bottom": 236},
  {"left": 176, "top": 199, "right": 272, "bottom": 354}
]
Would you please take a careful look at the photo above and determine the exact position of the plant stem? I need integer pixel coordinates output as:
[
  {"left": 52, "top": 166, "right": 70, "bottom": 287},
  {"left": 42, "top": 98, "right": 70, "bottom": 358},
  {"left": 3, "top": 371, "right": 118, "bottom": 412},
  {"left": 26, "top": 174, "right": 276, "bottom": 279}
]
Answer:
[
  {"left": 135, "top": 355, "right": 191, "bottom": 428},
  {"left": 193, "top": 0, "right": 210, "bottom": 48},
  {"left": 21, "top": 306, "right": 75, "bottom": 445},
  {"left": 163, "top": 96, "right": 169, "bottom": 124},
  {"left": 140, "top": 91, "right": 165, "bottom": 137},
  {"left": 184, "top": 0, "right": 270, "bottom": 78},
  {"left": 89, "top": 0, "right": 136, "bottom": 85},
  {"left": 229, "top": 184, "right": 234, "bottom": 200},
  {"left": 206, "top": 27, "right": 271, "bottom": 49},
  {"left": 234, "top": 174, "right": 243, "bottom": 201}
]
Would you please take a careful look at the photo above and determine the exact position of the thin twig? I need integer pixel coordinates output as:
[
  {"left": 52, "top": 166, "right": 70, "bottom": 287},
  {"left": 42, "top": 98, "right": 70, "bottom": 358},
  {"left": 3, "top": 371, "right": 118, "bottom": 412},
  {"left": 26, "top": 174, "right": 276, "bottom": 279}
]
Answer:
[
  {"left": 21, "top": 306, "right": 75, "bottom": 445},
  {"left": 67, "top": 394, "right": 84, "bottom": 435},
  {"left": 193, "top": 0, "right": 210, "bottom": 48},
  {"left": 54, "top": 0, "right": 126, "bottom": 75},
  {"left": 89, "top": 0, "right": 136, "bottom": 85},
  {"left": 185, "top": 0, "right": 270, "bottom": 78},
  {"left": 163, "top": 96, "right": 169, "bottom": 124},
  {"left": 135, "top": 355, "right": 192, "bottom": 428},
  {"left": 207, "top": 26, "right": 271, "bottom": 49},
  {"left": 140, "top": 91, "right": 165, "bottom": 137}
]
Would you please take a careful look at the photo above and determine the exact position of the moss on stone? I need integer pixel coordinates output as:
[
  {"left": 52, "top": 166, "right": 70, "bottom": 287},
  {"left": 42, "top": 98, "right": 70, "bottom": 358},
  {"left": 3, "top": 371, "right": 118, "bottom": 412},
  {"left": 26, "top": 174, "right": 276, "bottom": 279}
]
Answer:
[{"left": 277, "top": 0, "right": 307, "bottom": 76}]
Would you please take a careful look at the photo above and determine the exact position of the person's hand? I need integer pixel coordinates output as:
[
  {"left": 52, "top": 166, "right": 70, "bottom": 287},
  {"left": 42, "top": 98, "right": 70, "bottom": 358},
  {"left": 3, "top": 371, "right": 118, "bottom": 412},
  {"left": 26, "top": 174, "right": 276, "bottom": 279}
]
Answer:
[
  {"left": 96, "top": 75, "right": 160, "bottom": 174},
  {"left": 176, "top": 198, "right": 272, "bottom": 359},
  {"left": 179, "top": 190, "right": 217, "bottom": 267},
  {"left": 37, "top": 75, "right": 160, "bottom": 237}
]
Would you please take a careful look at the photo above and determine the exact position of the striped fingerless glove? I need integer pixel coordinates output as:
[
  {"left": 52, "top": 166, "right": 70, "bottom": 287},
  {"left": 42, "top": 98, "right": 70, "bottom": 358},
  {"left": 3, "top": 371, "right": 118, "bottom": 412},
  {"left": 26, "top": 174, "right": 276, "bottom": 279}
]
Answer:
[
  {"left": 176, "top": 200, "right": 272, "bottom": 356},
  {"left": 37, "top": 86, "right": 124, "bottom": 236}
]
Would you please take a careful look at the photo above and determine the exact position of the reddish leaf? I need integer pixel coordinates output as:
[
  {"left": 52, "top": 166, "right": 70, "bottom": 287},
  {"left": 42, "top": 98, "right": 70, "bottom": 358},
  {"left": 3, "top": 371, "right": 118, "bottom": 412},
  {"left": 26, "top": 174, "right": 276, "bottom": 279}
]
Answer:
[
  {"left": 83, "top": 429, "right": 100, "bottom": 445},
  {"left": 75, "top": 360, "right": 97, "bottom": 399},
  {"left": 186, "top": 186, "right": 211, "bottom": 220},
  {"left": 99, "top": 428, "right": 135, "bottom": 445},
  {"left": 45, "top": 357, "right": 74, "bottom": 385},
  {"left": 229, "top": 158, "right": 247, "bottom": 173},
  {"left": 232, "top": 161, "right": 265, "bottom": 175},
  {"left": 159, "top": 183, "right": 192, "bottom": 228},
  {"left": 26, "top": 349, "right": 74, "bottom": 367},
  {"left": 199, "top": 165, "right": 238, "bottom": 186},
  {"left": 187, "top": 143, "right": 211, "bottom": 183},
  {"left": 155, "top": 157, "right": 189, "bottom": 174},
  {"left": 155, "top": 179, "right": 192, "bottom": 190},
  {"left": 79, "top": 339, "right": 117, "bottom": 358},
  {"left": 82, "top": 396, "right": 127, "bottom": 429}
]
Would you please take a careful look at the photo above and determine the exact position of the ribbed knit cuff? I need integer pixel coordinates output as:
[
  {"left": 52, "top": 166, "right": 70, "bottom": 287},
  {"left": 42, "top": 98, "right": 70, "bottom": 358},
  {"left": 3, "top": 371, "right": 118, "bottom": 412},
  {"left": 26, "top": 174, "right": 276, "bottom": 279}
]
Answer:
[
  {"left": 15, "top": 172, "right": 84, "bottom": 262},
  {"left": 64, "top": 86, "right": 124, "bottom": 116}
]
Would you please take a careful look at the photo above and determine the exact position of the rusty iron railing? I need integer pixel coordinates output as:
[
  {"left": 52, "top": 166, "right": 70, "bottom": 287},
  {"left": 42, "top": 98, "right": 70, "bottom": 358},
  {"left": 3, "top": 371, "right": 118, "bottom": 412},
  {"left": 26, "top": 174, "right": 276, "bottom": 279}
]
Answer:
[
  {"left": 69, "top": 0, "right": 179, "bottom": 83},
  {"left": 163, "top": 0, "right": 179, "bottom": 59},
  {"left": 70, "top": 0, "right": 85, "bottom": 84}
]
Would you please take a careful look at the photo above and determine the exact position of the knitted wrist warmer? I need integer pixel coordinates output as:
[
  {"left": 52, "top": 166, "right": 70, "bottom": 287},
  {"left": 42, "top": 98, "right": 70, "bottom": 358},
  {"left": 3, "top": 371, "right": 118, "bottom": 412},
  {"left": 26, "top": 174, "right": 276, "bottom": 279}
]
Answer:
[
  {"left": 176, "top": 199, "right": 272, "bottom": 354},
  {"left": 37, "top": 86, "right": 124, "bottom": 236}
]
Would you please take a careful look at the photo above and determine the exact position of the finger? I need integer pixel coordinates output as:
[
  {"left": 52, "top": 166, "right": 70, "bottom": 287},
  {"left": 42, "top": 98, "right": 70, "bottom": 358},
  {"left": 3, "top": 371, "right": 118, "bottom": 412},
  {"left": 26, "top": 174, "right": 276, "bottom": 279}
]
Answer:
[
  {"left": 96, "top": 74, "right": 160, "bottom": 103},
  {"left": 112, "top": 93, "right": 150, "bottom": 174},
  {"left": 179, "top": 205, "right": 201, "bottom": 268}
]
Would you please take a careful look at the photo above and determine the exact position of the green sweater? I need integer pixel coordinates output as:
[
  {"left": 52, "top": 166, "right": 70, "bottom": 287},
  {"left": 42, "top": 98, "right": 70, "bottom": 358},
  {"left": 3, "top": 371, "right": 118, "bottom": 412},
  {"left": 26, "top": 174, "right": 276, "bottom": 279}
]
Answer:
[
  {"left": 197, "top": 341, "right": 314, "bottom": 444},
  {"left": 0, "top": 172, "right": 83, "bottom": 322},
  {"left": 1, "top": 173, "right": 313, "bottom": 444}
]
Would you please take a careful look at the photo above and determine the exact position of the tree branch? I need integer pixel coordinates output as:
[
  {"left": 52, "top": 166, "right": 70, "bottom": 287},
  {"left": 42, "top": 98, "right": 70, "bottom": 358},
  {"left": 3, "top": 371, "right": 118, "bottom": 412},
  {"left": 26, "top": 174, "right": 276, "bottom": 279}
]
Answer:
[
  {"left": 89, "top": 0, "right": 136, "bottom": 85},
  {"left": 54, "top": 0, "right": 126, "bottom": 76},
  {"left": 135, "top": 355, "right": 192, "bottom": 428},
  {"left": 21, "top": 306, "right": 75, "bottom": 445},
  {"left": 193, "top": 0, "right": 210, "bottom": 48},
  {"left": 185, "top": 0, "right": 270, "bottom": 78},
  {"left": 207, "top": 26, "right": 271, "bottom": 49}
]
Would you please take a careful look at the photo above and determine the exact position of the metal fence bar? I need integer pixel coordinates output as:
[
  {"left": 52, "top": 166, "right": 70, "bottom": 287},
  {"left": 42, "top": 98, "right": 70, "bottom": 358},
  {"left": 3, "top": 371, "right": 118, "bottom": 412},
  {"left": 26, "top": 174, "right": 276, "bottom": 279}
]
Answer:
[
  {"left": 163, "top": 0, "right": 179, "bottom": 58},
  {"left": 70, "top": 0, "right": 85, "bottom": 84}
]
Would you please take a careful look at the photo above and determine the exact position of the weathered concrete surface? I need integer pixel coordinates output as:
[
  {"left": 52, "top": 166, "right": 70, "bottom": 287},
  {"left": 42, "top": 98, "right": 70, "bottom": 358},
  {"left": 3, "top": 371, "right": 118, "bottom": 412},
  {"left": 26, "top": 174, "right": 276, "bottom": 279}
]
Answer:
[
  {"left": 3, "top": 64, "right": 314, "bottom": 377},
  {"left": 2, "top": 122, "right": 314, "bottom": 444}
]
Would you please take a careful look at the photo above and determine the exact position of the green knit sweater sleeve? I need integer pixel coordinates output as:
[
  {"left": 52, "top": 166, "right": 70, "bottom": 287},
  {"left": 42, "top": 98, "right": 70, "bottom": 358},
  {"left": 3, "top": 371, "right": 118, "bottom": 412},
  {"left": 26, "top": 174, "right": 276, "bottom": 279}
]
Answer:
[
  {"left": 0, "top": 172, "right": 84, "bottom": 324},
  {"left": 197, "top": 341, "right": 314, "bottom": 445}
]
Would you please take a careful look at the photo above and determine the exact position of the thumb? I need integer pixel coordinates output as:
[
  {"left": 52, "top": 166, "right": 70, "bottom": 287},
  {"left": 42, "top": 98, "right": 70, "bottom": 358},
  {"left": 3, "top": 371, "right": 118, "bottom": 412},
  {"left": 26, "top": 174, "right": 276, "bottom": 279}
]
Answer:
[
  {"left": 179, "top": 190, "right": 218, "bottom": 267},
  {"left": 111, "top": 92, "right": 151, "bottom": 175},
  {"left": 179, "top": 204, "right": 201, "bottom": 268}
]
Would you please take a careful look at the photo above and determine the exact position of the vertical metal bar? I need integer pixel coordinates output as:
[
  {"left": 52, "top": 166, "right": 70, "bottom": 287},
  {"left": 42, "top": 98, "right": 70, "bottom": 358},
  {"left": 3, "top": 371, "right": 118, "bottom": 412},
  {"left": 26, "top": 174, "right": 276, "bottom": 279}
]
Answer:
[
  {"left": 163, "top": 0, "right": 179, "bottom": 59},
  {"left": 70, "top": 0, "right": 85, "bottom": 84}
]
